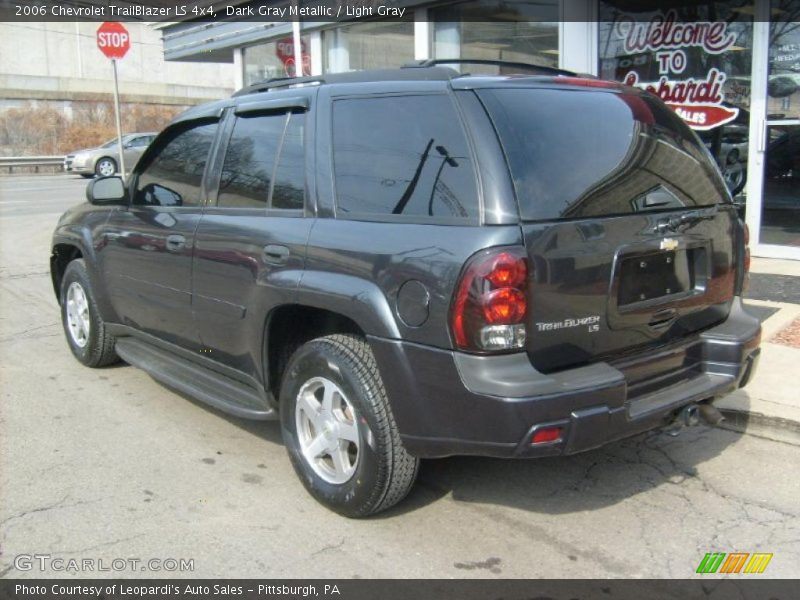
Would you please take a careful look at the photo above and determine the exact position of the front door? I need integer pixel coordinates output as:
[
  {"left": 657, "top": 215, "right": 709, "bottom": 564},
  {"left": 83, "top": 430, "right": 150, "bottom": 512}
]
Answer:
[
  {"left": 100, "top": 119, "right": 220, "bottom": 349},
  {"left": 192, "top": 104, "right": 312, "bottom": 379}
]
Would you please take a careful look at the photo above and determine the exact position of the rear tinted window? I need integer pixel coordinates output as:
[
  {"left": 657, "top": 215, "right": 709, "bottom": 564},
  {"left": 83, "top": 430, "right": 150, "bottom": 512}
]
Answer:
[
  {"left": 218, "top": 113, "right": 285, "bottom": 209},
  {"left": 478, "top": 88, "right": 729, "bottom": 221},
  {"left": 332, "top": 95, "right": 478, "bottom": 220}
]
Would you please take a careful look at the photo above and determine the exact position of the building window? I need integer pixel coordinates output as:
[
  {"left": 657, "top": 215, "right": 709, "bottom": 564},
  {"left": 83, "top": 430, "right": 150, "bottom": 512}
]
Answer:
[
  {"left": 599, "top": 1, "right": 754, "bottom": 199},
  {"left": 322, "top": 20, "right": 414, "bottom": 73},
  {"left": 431, "top": 0, "right": 559, "bottom": 73},
  {"left": 760, "top": 5, "right": 800, "bottom": 247},
  {"left": 768, "top": 13, "right": 800, "bottom": 121},
  {"left": 244, "top": 36, "right": 310, "bottom": 85}
]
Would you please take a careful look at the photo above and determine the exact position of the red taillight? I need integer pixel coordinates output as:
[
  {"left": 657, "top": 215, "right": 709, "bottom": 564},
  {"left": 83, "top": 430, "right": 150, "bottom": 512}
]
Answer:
[
  {"left": 532, "top": 427, "right": 562, "bottom": 444},
  {"left": 742, "top": 223, "right": 751, "bottom": 288},
  {"left": 485, "top": 252, "right": 527, "bottom": 288},
  {"left": 482, "top": 288, "right": 526, "bottom": 324},
  {"left": 451, "top": 247, "right": 529, "bottom": 352}
]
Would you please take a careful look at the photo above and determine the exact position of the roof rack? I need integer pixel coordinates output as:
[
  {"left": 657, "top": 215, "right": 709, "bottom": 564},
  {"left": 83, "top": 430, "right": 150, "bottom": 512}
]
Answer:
[
  {"left": 232, "top": 75, "right": 326, "bottom": 97},
  {"left": 232, "top": 67, "right": 460, "bottom": 97},
  {"left": 403, "top": 58, "right": 579, "bottom": 78},
  {"left": 230, "top": 61, "right": 584, "bottom": 98}
]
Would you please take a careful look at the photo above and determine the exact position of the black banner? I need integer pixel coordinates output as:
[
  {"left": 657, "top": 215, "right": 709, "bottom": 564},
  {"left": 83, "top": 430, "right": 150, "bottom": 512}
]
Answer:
[
  {"left": 1, "top": 0, "right": 797, "bottom": 23},
  {"left": 0, "top": 580, "right": 798, "bottom": 600}
]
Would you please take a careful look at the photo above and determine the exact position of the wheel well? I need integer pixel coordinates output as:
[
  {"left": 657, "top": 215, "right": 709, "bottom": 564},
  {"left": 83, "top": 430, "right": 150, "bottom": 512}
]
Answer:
[
  {"left": 51, "top": 244, "right": 83, "bottom": 301},
  {"left": 265, "top": 305, "right": 364, "bottom": 400}
]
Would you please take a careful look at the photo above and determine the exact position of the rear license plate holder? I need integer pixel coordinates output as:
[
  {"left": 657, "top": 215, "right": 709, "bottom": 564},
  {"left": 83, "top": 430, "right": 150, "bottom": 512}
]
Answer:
[{"left": 618, "top": 249, "right": 695, "bottom": 307}]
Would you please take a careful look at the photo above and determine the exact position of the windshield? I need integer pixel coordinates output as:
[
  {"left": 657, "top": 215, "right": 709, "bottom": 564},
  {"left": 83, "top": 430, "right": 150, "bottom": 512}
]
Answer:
[{"left": 478, "top": 88, "right": 730, "bottom": 221}]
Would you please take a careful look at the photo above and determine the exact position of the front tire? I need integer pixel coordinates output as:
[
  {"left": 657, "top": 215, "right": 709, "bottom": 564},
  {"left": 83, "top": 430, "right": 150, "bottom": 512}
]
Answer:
[
  {"left": 60, "top": 259, "right": 119, "bottom": 367},
  {"left": 94, "top": 157, "right": 117, "bottom": 177},
  {"left": 280, "top": 334, "right": 419, "bottom": 517}
]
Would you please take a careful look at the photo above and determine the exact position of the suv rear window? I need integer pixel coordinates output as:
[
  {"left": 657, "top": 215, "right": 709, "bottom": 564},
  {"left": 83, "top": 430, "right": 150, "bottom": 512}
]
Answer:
[
  {"left": 332, "top": 95, "right": 478, "bottom": 221},
  {"left": 478, "top": 88, "right": 730, "bottom": 221}
]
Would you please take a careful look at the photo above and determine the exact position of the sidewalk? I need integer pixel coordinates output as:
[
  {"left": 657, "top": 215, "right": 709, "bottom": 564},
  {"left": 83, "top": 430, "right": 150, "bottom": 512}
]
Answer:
[{"left": 714, "top": 257, "right": 800, "bottom": 445}]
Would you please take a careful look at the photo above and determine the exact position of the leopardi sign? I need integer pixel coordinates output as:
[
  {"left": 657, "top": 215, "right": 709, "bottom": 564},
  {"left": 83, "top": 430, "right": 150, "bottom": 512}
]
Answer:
[{"left": 615, "top": 10, "right": 741, "bottom": 130}]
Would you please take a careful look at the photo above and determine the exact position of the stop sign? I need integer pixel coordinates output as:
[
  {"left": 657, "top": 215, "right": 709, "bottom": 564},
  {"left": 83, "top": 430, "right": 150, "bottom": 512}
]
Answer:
[{"left": 97, "top": 22, "right": 130, "bottom": 60}]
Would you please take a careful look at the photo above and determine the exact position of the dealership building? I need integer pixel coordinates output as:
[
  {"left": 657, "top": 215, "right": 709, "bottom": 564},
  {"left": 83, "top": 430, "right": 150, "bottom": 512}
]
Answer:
[{"left": 161, "top": 0, "right": 800, "bottom": 259}]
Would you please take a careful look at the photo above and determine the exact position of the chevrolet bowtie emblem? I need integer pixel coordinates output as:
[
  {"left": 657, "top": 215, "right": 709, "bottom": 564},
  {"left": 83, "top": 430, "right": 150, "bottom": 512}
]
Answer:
[{"left": 660, "top": 238, "right": 679, "bottom": 251}]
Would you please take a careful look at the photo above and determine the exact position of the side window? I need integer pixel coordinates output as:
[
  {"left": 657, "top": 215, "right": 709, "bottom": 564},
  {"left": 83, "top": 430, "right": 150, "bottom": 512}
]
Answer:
[
  {"left": 128, "top": 136, "right": 149, "bottom": 148},
  {"left": 217, "top": 113, "right": 286, "bottom": 209},
  {"left": 134, "top": 121, "right": 217, "bottom": 207},
  {"left": 272, "top": 113, "right": 305, "bottom": 210},
  {"left": 332, "top": 95, "right": 478, "bottom": 220}
]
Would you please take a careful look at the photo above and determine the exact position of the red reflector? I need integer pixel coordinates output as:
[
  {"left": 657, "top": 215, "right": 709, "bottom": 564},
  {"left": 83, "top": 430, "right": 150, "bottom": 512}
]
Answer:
[{"left": 532, "top": 427, "right": 562, "bottom": 444}]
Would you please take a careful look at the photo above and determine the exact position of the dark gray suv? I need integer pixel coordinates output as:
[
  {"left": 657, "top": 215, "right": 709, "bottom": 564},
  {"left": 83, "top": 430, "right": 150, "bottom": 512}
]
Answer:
[{"left": 50, "top": 61, "right": 760, "bottom": 517}]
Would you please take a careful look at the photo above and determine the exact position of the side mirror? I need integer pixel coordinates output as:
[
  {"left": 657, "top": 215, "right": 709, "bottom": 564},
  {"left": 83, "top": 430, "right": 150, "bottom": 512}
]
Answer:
[{"left": 87, "top": 176, "right": 127, "bottom": 205}]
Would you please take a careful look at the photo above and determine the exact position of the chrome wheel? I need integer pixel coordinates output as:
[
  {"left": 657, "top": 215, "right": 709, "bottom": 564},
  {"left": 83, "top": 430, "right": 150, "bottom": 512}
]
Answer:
[
  {"left": 722, "top": 153, "right": 745, "bottom": 194},
  {"left": 294, "top": 377, "right": 360, "bottom": 484},
  {"left": 96, "top": 158, "right": 116, "bottom": 177},
  {"left": 66, "top": 282, "right": 90, "bottom": 348}
]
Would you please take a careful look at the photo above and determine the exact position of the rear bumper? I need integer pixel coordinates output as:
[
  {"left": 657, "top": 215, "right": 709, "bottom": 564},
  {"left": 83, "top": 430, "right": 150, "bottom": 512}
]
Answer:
[{"left": 370, "top": 297, "right": 760, "bottom": 459}]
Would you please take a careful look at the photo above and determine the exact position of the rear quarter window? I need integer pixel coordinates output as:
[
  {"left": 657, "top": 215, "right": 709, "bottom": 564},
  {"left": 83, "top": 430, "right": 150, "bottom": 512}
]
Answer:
[
  {"left": 478, "top": 88, "right": 730, "bottom": 221},
  {"left": 332, "top": 94, "right": 479, "bottom": 221}
]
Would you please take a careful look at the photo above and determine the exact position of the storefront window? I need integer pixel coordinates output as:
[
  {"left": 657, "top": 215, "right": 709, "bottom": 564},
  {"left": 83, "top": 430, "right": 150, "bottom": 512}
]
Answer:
[
  {"left": 599, "top": 2, "right": 754, "bottom": 199},
  {"left": 244, "top": 36, "right": 310, "bottom": 85},
  {"left": 761, "top": 4, "right": 800, "bottom": 247},
  {"left": 768, "top": 10, "right": 800, "bottom": 119},
  {"left": 432, "top": 0, "right": 559, "bottom": 73},
  {"left": 322, "top": 21, "right": 414, "bottom": 73}
]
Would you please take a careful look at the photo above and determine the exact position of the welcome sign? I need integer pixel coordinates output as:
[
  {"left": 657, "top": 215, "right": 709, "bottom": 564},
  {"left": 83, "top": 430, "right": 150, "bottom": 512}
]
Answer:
[{"left": 613, "top": 10, "right": 742, "bottom": 130}]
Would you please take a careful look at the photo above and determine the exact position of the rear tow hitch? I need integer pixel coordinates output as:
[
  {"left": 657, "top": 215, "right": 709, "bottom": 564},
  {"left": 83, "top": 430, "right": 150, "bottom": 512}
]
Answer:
[{"left": 664, "top": 402, "right": 726, "bottom": 436}]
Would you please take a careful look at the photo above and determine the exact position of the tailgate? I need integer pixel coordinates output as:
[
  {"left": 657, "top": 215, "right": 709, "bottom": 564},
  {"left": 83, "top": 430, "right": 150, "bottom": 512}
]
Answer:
[
  {"left": 476, "top": 84, "right": 739, "bottom": 372},
  {"left": 521, "top": 207, "right": 737, "bottom": 372}
]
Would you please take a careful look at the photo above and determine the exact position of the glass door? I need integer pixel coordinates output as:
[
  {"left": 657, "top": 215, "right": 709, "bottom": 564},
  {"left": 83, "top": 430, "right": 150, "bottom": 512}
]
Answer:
[{"left": 748, "top": 3, "right": 800, "bottom": 258}]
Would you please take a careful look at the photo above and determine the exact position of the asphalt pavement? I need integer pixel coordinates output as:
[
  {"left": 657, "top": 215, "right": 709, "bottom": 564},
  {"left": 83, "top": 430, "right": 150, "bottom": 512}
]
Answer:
[{"left": 1, "top": 174, "right": 798, "bottom": 579}]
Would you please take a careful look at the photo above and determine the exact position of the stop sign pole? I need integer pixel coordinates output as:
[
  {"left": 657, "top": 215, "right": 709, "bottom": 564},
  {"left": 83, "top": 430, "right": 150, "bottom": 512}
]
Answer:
[{"left": 96, "top": 22, "right": 131, "bottom": 177}]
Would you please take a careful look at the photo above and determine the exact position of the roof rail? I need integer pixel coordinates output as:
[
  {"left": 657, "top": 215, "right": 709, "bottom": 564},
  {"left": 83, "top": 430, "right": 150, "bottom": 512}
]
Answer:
[
  {"left": 403, "top": 58, "right": 579, "bottom": 78},
  {"left": 232, "top": 75, "right": 325, "bottom": 97},
  {"left": 232, "top": 67, "right": 460, "bottom": 97}
]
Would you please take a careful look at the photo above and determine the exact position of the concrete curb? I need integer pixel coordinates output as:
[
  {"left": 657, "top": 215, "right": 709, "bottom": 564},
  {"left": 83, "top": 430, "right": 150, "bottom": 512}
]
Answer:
[{"left": 717, "top": 408, "right": 800, "bottom": 446}]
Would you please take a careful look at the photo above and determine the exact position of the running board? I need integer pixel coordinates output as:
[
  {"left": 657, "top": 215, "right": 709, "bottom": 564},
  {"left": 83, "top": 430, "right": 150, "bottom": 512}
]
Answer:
[{"left": 115, "top": 337, "right": 277, "bottom": 420}]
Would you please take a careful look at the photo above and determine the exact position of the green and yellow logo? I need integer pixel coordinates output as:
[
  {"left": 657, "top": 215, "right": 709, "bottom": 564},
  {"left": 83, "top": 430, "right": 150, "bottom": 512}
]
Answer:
[{"left": 696, "top": 552, "right": 773, "bottom": 574}]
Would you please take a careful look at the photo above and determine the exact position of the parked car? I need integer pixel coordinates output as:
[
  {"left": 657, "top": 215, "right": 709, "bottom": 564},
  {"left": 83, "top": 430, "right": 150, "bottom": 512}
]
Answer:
[
  {"left": 64, "top": 133, "right": 156, "bottom": 178},
  {"left": 50, "top": 62, "right": 760, "bottom": 517}
]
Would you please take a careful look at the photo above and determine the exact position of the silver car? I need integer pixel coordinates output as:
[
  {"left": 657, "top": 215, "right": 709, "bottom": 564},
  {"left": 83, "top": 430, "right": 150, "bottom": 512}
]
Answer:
[{"left": 64, "top": 133, "right": 156, "bottom": 178}]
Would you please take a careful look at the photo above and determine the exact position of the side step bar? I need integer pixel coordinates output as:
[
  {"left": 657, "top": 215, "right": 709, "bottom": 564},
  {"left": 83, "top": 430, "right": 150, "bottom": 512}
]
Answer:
[{"left": 115, "top": 337, "right": 277, "bottom": 421}]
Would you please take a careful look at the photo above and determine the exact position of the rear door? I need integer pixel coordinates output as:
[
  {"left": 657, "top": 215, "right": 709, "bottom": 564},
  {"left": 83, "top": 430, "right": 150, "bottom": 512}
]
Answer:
[
  {"left": 191, "top": 99, "right": 313, "bottom": 379},
  {"left": 478, "top": 85, "right": 739, "bottom": 373}
]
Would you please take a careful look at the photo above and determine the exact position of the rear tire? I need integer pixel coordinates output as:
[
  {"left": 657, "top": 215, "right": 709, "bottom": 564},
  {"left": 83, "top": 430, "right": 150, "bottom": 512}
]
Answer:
[
  {"left": 59, "top": 259, "right": 119, "bottom": 367},
  {"left": 280, "top": 334, "right": 419, "bottom": 517}
]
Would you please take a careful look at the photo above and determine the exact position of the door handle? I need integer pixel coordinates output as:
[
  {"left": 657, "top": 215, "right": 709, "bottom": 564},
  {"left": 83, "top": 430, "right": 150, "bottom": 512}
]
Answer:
[
  {"left": 262, "top": 244, "right": 290, "bottom": 265},
  {"left": 166, "top": 234, "right": 186, "bottom": 252}
]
